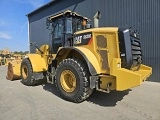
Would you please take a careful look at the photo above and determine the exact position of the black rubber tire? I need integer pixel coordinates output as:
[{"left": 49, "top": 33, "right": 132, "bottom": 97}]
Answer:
[
  {"left": 20, "top": 58, "right": 38, "bottom": 86},
  {"left": 55, "top": 58, "right": 93, "bottom": 103}
]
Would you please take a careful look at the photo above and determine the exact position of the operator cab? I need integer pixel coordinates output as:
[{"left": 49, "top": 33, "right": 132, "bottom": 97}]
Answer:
[{"left": 46, "top": 10, "right": 90, "bottom": 53}]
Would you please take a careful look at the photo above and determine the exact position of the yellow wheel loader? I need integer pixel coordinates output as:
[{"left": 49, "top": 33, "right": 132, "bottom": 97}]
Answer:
[
  {"left": 0, "top": 54, "right": 6, "bottom": 66},
  {"left": 0, "top": 56, "right": 2, "bottom": 66},
  {"left": 7, "top": 10, "right": 152, "bottom": 103},
  {"left": 0, "top": 54, "right": 11, "bottom": 66}
]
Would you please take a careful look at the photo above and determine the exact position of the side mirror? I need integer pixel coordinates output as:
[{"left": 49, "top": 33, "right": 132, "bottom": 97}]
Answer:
[
  {"left": 30, "top": 43, "right": 33, "bottom": 46},
  {"left": 30, "top": 42, "right": 35, "bottom": 46},
  {"left": 46, "top": 18, "right": 51, "bottom": 29}
]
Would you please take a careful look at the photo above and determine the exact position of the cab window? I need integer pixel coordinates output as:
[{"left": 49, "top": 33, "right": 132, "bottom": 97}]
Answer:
[
  {"left": 66, "top": 18, "right": 72, "bottom": 34},
  {"left": 54, "top": 21, "right": 62, "bottom": 38}
]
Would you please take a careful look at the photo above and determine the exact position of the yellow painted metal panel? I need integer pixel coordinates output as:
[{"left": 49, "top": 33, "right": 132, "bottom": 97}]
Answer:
[
  {"left": 74, "top": 47, "right": 101, "bottom": 74},
  {"left": 100, "top": 75, "right": 116, "bottom": 90},
  {"left": 27, "top": 54, "right": 47, "bottom": 72},
  {"left": 76, "top": 27, "right": 118, "bottom": 35},
  {"left": 135, "top": 64, "right": 152, "bottom": 81},
  {"left": 110, "top": 58, "right": 152, "bottom": 91}
]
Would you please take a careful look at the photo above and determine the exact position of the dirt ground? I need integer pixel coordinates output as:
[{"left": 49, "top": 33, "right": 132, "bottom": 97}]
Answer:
[{"left": 0, "top": 65, "right": 160, "bottom": 120}]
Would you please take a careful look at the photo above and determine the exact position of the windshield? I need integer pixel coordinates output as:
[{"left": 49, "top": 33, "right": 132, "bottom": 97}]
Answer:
[
  {"left": 66, "top": 18, "right": 83, "bottom": 34},
  {"left": 66, "top": 19, "right": 72, "bottom": 33}
]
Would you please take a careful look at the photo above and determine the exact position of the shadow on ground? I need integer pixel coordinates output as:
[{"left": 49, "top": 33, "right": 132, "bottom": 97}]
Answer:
[
  {"left": 42, "top": 83, "right": 60, "bottom": 97},
  {"left": 42, "top": 83, "right": 131, "bottom": 107},
  {"left": 86, "top": 89, "right": 131, "bottom": 107}
]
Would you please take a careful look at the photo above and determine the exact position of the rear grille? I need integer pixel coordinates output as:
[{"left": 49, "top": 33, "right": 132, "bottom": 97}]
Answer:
[
  {"left": 118, "top": 28, "right": 143, "bottom": 70},
  {"left": 130, "top": 36, "right": 142, "bottom": 68},
  {"left": 96, "top": 35, "right": 108, "bottom": 70},
  {"left": 96, "top": 35, "right": 107, "bottom": 48},
  {"left": 98, "top": 50, "right": 108, "bottom": 70}
]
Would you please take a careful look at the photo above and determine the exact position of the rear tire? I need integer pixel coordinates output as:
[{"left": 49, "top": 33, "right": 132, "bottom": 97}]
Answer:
[
  {"left": 20, "top": 58, "right": 38, "bottom": 86},
  {"left": 55, "top": 58, "right": 93, "bottom": 103}
]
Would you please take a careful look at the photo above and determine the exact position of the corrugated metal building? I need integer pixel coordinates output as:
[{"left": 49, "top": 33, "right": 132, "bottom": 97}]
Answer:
[{"left": 27, "top": 0, "right": 160, "bottom": 82}]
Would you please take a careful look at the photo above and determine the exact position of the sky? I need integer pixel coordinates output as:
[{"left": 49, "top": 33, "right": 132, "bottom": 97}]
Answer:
[{"left": 0, "top": 0, "right": 50, "bottom": 52}]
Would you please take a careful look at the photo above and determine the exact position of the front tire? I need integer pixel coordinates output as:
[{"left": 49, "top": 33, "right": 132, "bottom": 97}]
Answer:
[
  {"left": 55, "top": 58, "right": 93, "bottom": 103},
  {"left": 20, "top": 58, "right": 38, "bottom": 86}
]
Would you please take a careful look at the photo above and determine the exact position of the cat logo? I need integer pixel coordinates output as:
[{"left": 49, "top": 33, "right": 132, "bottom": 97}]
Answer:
[{"left": 74, "top": 36, "right": 82, "bottom": 44}]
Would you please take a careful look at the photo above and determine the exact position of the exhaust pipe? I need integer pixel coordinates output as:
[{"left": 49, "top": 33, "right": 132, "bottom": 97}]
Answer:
[{"left": 94, "top": 11, "right": 101, "bottom": 28}]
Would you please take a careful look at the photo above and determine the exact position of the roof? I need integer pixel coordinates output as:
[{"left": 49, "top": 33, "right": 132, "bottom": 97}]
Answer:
[
  {"left": 48, "top": 10, "right": 89, "bottom": 21},
  {"left": 27, "top": 0, "right": 58, "bottom": 16}
]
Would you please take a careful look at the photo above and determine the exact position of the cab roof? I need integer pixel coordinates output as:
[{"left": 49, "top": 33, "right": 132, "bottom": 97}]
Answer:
[{"left": 48, "top": 10, "right": 89, "bottom": 21}]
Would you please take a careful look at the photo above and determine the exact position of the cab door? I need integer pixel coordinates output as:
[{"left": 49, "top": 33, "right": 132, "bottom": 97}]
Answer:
[{"left": 52, "top": 20, "right": 63, "bottom": 53}]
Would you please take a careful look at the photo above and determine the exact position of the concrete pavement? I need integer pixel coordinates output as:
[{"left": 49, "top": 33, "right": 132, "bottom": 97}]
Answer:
[{"left": 0, "top": 66, "right": 160, "bottom": 120}]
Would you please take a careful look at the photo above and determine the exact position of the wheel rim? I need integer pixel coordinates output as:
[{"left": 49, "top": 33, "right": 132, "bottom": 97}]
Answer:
[
  {"left": 60, "top": 70, "right": 76, "bottom": 93},
  {"left": 22, "top": 65, "right": 28, "bottom": 79}
]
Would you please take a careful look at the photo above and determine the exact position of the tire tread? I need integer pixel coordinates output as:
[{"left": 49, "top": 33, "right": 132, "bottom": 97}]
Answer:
[
  {"left": 21, "top": 59, "right": 39, "bottom": 86},
  {"left": 55, "top": 58, "right": 93, "bottom": 103}
]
